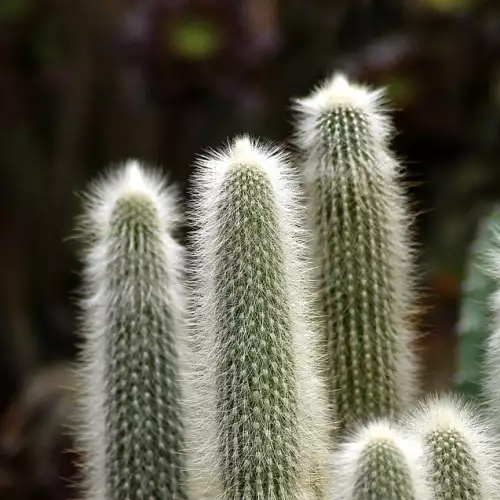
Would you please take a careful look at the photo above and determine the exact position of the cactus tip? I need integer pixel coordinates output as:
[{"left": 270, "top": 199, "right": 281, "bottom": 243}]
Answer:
[
  {"left": 333, "top": 420, "right": 430, "bottom": 500},
  {"left": 294, "top": 72, "right": 390, "bottom": 152}
]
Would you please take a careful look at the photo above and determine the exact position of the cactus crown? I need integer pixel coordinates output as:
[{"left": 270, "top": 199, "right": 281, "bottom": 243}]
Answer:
[
  {"left": 406, "top": 395, "right": 499, "bottom": 500},
  {"left": 294, "top": 73, "right": 390, "bottom": 159}
]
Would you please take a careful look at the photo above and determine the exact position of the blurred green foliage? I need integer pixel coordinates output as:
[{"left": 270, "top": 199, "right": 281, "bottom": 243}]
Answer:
[
  {"left": 420, "top": 0, "right": 471, "bottom": 13},
  {"left": 456, "top": 206, "right": 500, "bottom": 400},
  {"left": 0, "top": 0, "right": 31, "bottom": 23},
  {"left": 169, "top": 15, "right": 223, "bottom": 60}
]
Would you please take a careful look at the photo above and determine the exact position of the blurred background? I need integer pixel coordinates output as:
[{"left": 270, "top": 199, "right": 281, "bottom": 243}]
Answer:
[{"left": 0, "top": 0, "right": 499, "bottom": 497}]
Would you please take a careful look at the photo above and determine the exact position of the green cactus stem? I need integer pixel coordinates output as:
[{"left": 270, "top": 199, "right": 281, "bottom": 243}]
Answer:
[
  {"left": 294, "top": 73, "right": 418, "bottom": 432},
  {"left": 76, "top": 161, "right": 189, "bottom": 500}
]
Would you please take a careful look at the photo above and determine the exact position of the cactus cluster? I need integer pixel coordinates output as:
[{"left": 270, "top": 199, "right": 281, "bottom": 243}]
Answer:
[{"left": 74, "top": 73, "right": 500, "bottom": 500}]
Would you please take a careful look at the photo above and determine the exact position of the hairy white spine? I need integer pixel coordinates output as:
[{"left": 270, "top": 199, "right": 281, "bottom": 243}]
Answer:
[
  {"left": 188, "top": 136, "right": 330, "bottom": 499},
  {"left": 332, "top": 420, "right": 430, "bottom": 500},
  {"left": 405, "top": 395, "right": 499, "bottom": 500},
  {"left": 293, "top": 73, "right": 418, "bottom": 431},
  {"left": 76, "top": 161, "right": 189, "bottom": 500}
]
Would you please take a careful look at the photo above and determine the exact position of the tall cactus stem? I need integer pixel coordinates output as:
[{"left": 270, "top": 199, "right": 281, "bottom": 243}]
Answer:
[
  {"left": 293, "top": 73, "right": 418, "bottom": 431},
  {"left": 188, "top": 136, "right": 330, "bottom": 499},
  {"left": 76, "top": 161, "right": 189, "bottom": 500}
]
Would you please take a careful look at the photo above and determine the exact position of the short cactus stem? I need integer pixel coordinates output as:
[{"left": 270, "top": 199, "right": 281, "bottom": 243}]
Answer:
[
  {"left": 405, "top": 395, "right": 498, "bottom": 500},
  {"left": 293, "top": 73, "right": 418, "bottom": 432},
  {"left": 189, "top": 136, "right": 329, "bottom": 499},
  {"left": 76, "top": 162, "right": 189, "bottom": 500},
  {"left": 332, "top": 420, "right": 430, "bottom": 500}
]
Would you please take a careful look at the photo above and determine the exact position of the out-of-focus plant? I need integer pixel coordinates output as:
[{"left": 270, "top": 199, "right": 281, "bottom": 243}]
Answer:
[{"left": 455, "top": 206, "right": 500, "bottom": 399}]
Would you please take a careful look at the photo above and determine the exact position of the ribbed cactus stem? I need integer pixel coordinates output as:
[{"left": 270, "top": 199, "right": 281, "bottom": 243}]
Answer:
[
  {"left": 77, "top": 162, "right": 188, "bottom": 500},
  {"left": 332, "top": 420, "right": 429, "bottom": 500},
  {"left": 189, "top": 136, "right": 329, "bottom": 499},
  {"left": 406, "top": 395, "right": 498, "bottom": 499},
  {"left": 293, "top": 73, "right": 417, "bottom": 431},
  {"left": 484, "top": 228, "right": 500, "bottom": 427}
]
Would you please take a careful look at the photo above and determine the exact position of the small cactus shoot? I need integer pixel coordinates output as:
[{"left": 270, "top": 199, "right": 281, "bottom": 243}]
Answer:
[
  {"left": 332, "top": 420, "right": 429, "bottom": 500},
  {"left": 406, "top": 395, "right": 498, "bottom": 500}
]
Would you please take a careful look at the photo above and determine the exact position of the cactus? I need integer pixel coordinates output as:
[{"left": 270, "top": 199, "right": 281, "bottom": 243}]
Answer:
[
  {"left": 76, "top": 162, "right": 188, "bottom": 500},
  {"left": 188, "top": 136, "right": 329, "bottom": 499},
  {"left": 332, "top": 420, "right": 429, "bottom": 500},
  {"left": 405, "top": 395, "right": 498, "bottom": 499},
  {"left": 293, "top": 73, "right": 418, "bottom": 431},
  {"left": 456, "top": 205, "right": 500, "bottom": 399},
  {"left": 483, "top": 220, "right": 500, "bottom": 426}
]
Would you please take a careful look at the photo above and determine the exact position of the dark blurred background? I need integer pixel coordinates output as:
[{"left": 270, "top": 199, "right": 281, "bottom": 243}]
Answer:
[{"left": 0, "top": 0, "right": 499, "bottom": 497}]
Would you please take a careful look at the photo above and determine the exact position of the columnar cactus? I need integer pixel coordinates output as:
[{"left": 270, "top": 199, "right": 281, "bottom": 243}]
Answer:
[
  {"left": 189, "top": 136, "right": 329, "bottom": 499},
  {"left": 332, "top": 420, "right": 429, "bottom": 500},
  {"left": 406, "top": 395, "right": 498, "bottom": 499},
  {"left": 484, "top": 227, "right": 500, "bottom": 425},
  {"left": 293, "top": 73, "right": 418, "bottom": 431},
  {"left": 76, "top": 162, "right": 188, "bottom": 500}
]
